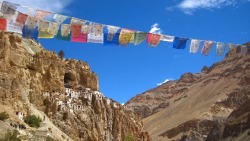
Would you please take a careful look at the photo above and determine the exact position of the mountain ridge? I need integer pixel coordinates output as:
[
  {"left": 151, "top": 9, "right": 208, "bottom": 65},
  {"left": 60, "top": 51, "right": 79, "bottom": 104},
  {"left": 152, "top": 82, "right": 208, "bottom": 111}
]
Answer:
[{"left": 126, "top": 42, "right": 250, "bottom": 141}]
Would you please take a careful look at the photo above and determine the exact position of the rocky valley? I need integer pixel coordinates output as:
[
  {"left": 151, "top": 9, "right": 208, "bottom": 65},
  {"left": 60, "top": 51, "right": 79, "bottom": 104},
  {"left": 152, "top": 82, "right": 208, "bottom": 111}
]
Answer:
[{"left": 126, "top": 43, "right": 250, "bottom": 141}]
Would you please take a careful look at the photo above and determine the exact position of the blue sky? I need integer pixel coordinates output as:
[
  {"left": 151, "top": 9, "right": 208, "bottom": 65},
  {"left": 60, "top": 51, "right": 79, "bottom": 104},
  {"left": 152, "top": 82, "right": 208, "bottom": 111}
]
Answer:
[{"left": 4, "top": 0, "right": 250, "bottom": 104}]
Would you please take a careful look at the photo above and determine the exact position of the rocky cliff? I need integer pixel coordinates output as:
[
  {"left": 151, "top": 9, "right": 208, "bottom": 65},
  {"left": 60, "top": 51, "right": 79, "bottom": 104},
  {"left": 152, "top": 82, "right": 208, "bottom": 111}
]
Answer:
[
  {"left": 126, "top": 43, "right": 250, "bottom": 141},
  {"left": 0, "top": 32, "right": 147, "bottom": 141}
]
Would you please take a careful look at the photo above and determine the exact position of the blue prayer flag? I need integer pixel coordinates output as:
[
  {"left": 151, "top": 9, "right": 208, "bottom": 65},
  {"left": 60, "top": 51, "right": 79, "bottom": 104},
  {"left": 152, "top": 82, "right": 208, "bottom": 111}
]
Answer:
[
  {"left": 103, "top": 25, "right": 121, "bottom": 45},
  {"left": 173, "top": 37, "right": 188, "bottom": 49},
  {"left": 22, "top": 25, "right": 39, "bottom": 40}
]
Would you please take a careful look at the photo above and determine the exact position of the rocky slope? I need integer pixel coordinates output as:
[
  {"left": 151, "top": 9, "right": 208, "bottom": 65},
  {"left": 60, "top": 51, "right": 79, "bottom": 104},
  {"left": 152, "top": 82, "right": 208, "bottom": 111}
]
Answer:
[
  {"left": 126, "top": 43, "right": 250, "bottom": 141},
  {"left": 0, "top": 32, "right": 148, "bottom": 141}
]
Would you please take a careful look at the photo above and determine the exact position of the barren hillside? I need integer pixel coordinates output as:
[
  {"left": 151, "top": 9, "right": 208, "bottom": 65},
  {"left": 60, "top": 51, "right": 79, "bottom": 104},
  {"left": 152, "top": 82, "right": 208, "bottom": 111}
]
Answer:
[{"left": 126, "top": 43, "right": 250, "bottom": 141}]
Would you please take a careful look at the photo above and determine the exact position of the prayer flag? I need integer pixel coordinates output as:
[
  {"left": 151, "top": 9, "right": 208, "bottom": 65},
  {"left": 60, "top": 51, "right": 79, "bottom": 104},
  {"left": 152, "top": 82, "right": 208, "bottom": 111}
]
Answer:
[
  {"left": 71, "top": 17, "right": 86, "bottom": 25},
  {"left": 1, "top": 1, "right": 19, "bottom": 21},
  {"left": 61, "top": 24, "right": 71, "bottom": 37},
  {"left": 71, "top": 24, "right": 88, "bottom": 42},
  {"left": 22, "top": 25, "right": 39, "bottom": 40},
  {"left": 216, "top": 42, "right": 226, "bottom": 56},
  {"left": 190, "top": 39, "right": 201, "bottom": 53},
  {"left": 38, "top": 30, "right": 54, "bottom": 38},
  {"left": 6, "top": 20, "right": 22, "bottom": 34},
  {"left": 228, "top": 44, "right": 237, "bottom": 58},
  {"left": 81, "top": 24, "right": 91, "bottom": 34},
  {"left": 241, "top": 45, "right": 248, "bottom": 56},
  {"left": 53, "top": 14, "right": 68, "bottom": 23},
  {"left": 87, "top": 23, "right": 103, "bottom": 43},
  {"left": 56, "top": 24, "right": 71, "bottom": 41},
  {"left": 1, "top": 1, "right": 19, "bottom": 14},
  {"left": 104, "top": 25, "right": 120, "bottom": 45},
  {"left": 34, "top": 10, "right": 51, "bottom": 20},
  {"left": 71, "top": 24, "right": 81, "bottom": 37},
  {"left": 160, "top": 35, "right": 174, "bottom": 42},
  {"left": 201, "top": 41, "right": 214, "bottom": 55},
  {"left": 134, "top": 31, "right": 147, "bottom": 45},
  {"left": 48, "top": 22, "right": 59, "bottom": 35},
  {"left": 119, "top": 29, "right": 134, "bottom": 46},
  {"left": 0, "top": 18, "right": 7, "bottom": 31},
  {"left": 92, "top": 23, "right": 103, "bottom": 35},
  {"left": 87, "top": 33, "right": 103, "bottom": 44},
  {"left": 26, "top": 16, "right": 38, "bottom": 29},
  {"left": 38, "top": 20, "right": 49, "bottom": 31},
  {"left": 146, "top": 33, "right": 161, "bottom": 47},
  {"left": 16, "top": 12, "right": 28, "bottom": 25},
  {"left": 173, "top": 37, "right": 188, "bottom": 49},
  {"left": 130, "top": 33, "right": 134, "bottom": 43},
  {"left": 56, "top": 30, "right": 71, "bottom": 41}
]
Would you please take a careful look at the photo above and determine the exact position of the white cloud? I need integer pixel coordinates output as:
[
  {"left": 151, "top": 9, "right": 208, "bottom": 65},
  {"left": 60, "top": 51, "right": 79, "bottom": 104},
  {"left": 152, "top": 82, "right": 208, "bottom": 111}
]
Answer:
[
  {"left": 149, "top": 23, "right": 163, "bottom": 34},
  {"left": 4, "top": 0, "right": 73, "bottom": 13},
  {"left": 176, "top": 0, "right": 240, "bottom": 14},
  {"left": 157, "top": 79, "right": 173, "bottom": 86}
]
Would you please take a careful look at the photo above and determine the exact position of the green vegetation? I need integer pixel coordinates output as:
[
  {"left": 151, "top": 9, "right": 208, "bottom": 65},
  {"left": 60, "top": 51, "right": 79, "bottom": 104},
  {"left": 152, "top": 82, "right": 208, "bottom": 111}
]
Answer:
[
  {"left": 24, "top": 115, "right": 42, "bottom": 128},
  {"left": 123, "top": 133, "right": 135, "bottom": 141},
  {"left": 0, "top": 112, "right": 9, "bottom": 121},
  {"left": 46, "top": 136, "right": 59, "bottom": 141},
  {"left": 3, "top": 130, "right": 21, "bottom": 141}
]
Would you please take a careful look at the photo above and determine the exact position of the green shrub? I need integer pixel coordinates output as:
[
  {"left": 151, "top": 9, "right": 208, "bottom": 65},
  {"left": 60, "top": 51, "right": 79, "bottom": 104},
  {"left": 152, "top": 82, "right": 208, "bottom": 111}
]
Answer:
[
  {"left": 46, "top": 136, "right": 59, "bottom": 141},
  {"left": 123, "top": 133, "right": 135, "bottom": 141},
  {"left": 0, "top": 112, "right": 9, "bottom": 121},
  {"left": 3, "top": 129, "right": 21, "bottom": 141},
  {"left": 24, "top": 115, "right": 42, "bottom": 128}
]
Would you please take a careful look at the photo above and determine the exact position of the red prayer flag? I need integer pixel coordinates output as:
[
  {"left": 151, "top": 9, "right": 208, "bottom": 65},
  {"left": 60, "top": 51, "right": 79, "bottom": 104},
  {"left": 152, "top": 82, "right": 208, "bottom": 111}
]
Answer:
[
  {"left": 0, "top": 18, "right": 7, "bottom": 31},
  {"left": 146, "top": 33, "right": 161, "bottom": 46},
  {"left": 71, "top": 24, "right": 81, "bottom": 37},
  {"left": 16, "top": 12, "right": 28, "bottom": 25}
]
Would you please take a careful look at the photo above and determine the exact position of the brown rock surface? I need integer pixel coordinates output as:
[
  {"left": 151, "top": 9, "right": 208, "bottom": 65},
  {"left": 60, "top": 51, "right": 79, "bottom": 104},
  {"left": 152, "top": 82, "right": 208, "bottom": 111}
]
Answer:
[
  {"left": 126, "top": 43, "right": 250, "bottom": 140},
  {"left": 0, "top": 32, "right": 147, "bottom": 141}
]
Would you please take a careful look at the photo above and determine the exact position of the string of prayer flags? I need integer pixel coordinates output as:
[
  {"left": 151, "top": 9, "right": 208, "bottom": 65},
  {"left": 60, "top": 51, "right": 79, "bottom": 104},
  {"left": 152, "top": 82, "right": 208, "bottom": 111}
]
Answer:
[
  {"left": 34, "top": 10, "right": 51, "bottom": 20},
  {"left": 160, "top": 35, "right": 174, "bottom": 42},
  {"left": 16, "top": 12, "right": 28, "bottom": 25},
  {"left": 26, "top": 16, "right": 38, "bottom": 29},
  {"left": 119, "top": 29, "right": 134, "bottom": 46},
  {"left": 216, "top": 42, "right": 226, "bottom": 56},
  {"left": 134, "top": 31, "right": 147, "bottom": 45},
  {"left": 201, "top": 41, "right": 213, "bottom": 55},
  {"left": 56, "top": 24, "right": 71, "bottom": 41},
  {"left": 6, "top": 20, "right": 22, "bottom": 34},
  {"left": 0, "top": 18, "right": 7, "bottom": 31},
  {"left": 173, "top": 37, "right": 188, "bottom": 49},
  {"left": 53, "top": 14, "right": 68, "bottom": 23},
  {"left": 147, "top": 33, "right": 161, "bottom": 47},
  {"left": 87, "top": 23, "right": 104, "bottom": 43},
  {"left": 190, "top": 39, "right": 201, "bottom": 53},
  {"left": 22, "top": 25, "right": 39, "bottom": 40},
  {"left": 228, "top": 44, "right": 237, "bottom": 58},
  {"left": 104, "top": 25, "right": 120, "bottom": 45}
]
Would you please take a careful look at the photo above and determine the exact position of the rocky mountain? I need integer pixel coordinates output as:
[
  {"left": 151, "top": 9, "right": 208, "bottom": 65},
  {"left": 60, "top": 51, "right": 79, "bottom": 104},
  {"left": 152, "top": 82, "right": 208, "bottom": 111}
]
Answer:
[
  {"left": 126, "top": 43, "right": 250, "bottom": 141},
  {"left": 0, "top": 32, "right": 149, "bottom": 141}
]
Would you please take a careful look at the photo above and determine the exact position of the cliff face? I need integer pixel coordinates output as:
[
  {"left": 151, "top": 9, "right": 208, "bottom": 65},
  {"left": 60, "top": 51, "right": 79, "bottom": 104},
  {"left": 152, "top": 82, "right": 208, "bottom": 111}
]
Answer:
[
  {"left": 0, "top": 32, "right": 146, "bottom": 141},
  {"left": 126, "top": 43, "right": 250, "bottom": 141}
]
